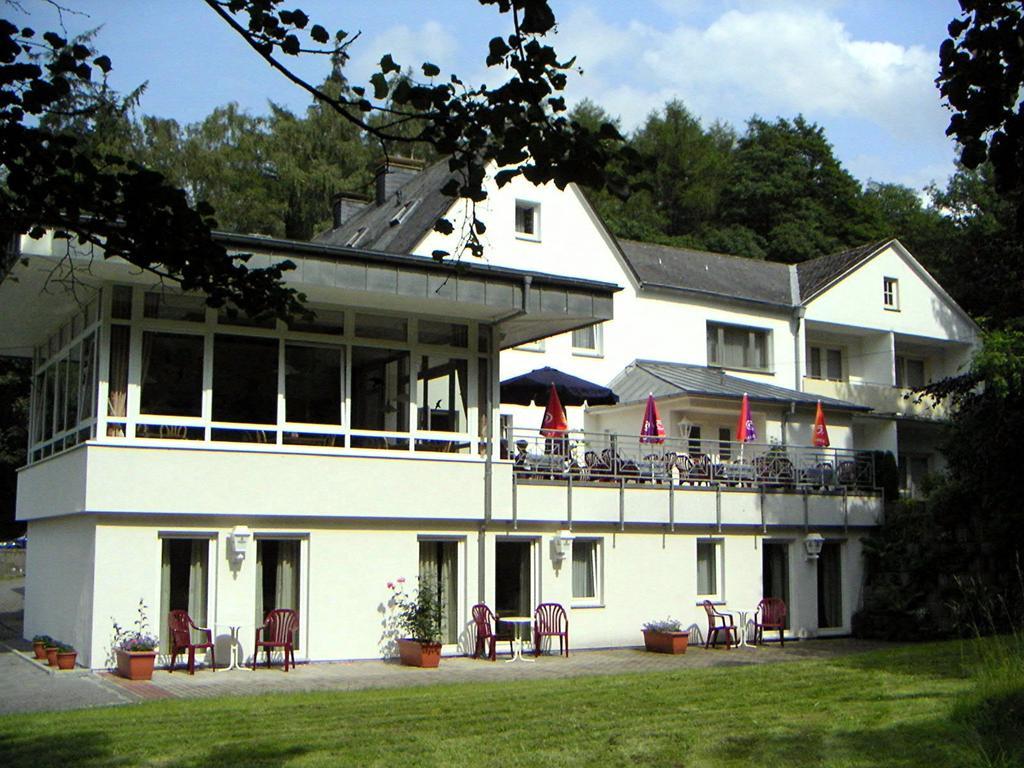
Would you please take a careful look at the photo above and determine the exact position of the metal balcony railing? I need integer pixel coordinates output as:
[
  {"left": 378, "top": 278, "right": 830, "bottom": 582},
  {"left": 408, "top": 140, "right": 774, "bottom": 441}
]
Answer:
[{"left": 507, "top": 428, "right": 876, "bottom": 492}]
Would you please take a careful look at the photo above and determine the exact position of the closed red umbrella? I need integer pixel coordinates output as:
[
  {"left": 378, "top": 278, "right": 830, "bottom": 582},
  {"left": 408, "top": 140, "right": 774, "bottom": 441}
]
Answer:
[
  {"left": 540, "top": 383, "right": 568, "bottom": 436},
  {"left": 736, "top": 393, "right": 757, "bottom": 443},
  {"left": 813, "top": 400, "right": 830, "bottom": 447},
  {"left": 640, "top": 394, "right": 665, "bottom": 444}
]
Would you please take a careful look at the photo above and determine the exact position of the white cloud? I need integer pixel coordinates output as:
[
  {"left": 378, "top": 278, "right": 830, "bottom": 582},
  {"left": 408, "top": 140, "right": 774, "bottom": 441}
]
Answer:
[{"left": 348, "top": 21, "right": 459, "bottom": 83}]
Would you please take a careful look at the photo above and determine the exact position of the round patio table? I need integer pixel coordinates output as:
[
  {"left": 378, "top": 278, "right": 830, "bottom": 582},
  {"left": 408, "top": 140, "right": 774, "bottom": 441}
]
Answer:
[
  {"left": 214, "top": 623, "right": 253, "bottom": 671},
  {"left": 499, "top": 617, "right": 535, "bottom": 663},
  {"left": 734, "top": 610, "right": 755, "bottom": 649}
]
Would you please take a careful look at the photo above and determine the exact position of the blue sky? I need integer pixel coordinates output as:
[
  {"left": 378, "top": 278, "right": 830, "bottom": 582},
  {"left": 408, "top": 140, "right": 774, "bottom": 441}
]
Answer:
[{"left": 14, "top": 1, "right": 963, "bottom": 191}]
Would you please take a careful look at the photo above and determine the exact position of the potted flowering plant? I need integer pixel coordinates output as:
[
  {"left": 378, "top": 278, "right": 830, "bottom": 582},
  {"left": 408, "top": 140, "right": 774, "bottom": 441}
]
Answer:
[
  {"left": 641, "top": 618, "right": 689, "bottom": 654},
  {"left": 112, "top": 600, "right": 159, "bottom": 680},
  {"left": 55, "top": 642, "right": 78, "bottom": 670},
  {"left": 387, "top": 576, "right": 445, "bottom": 668},
  {"left": 32, "top": 634, "right": 52, "bottom": 660}
]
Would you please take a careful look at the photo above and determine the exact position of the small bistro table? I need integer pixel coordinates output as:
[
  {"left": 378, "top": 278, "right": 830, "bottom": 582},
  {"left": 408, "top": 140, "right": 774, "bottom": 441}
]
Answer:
[
  {"left": 215, "top": 623, "right": 252, "bottom": 671},
  {"left": 499, "top": 616, "right": 535, "bottom": 663},
  {"left": 734, "top": 610, "right": 755, "bottom": 649}
]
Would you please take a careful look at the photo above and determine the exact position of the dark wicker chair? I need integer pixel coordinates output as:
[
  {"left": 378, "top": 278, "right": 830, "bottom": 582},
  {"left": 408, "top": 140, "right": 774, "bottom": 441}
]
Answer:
[
  {"left": 702, "top": 600, "right": 736, "bottom": 649},
  {"left": 754, "top": 597, "right": 787, "bottom": 646},
  {"left": 253, "top": 608, "right": 299, "bottom": 671},
  {"left": 168, "top": 610, "right": 215, "bottom": 674},
  {"left": 533, "top": 603, "right": 569, "bottom": 657}
]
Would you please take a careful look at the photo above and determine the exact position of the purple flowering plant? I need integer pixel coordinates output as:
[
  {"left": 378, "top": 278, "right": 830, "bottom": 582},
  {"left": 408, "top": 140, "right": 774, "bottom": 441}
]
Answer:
[{"left": 112, "top": 599, "right": 159, "bottom": 652}]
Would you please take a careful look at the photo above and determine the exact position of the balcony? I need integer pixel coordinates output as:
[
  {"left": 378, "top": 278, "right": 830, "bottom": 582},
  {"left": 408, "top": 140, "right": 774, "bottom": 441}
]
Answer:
[
  {"left": 802, "top": 378, "right": 948, "bottom": 421},
  {"left": 503, "top": 429, "right": 882, "bottom": 530}
]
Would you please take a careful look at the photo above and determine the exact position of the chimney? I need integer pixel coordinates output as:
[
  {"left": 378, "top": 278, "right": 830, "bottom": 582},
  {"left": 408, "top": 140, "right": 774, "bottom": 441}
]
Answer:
[
  {"left": 332, "top": 192, "right": 370, "bottom": 229},
  {"left": 375, "top": 156, "right": 425, "bottom": 206}
]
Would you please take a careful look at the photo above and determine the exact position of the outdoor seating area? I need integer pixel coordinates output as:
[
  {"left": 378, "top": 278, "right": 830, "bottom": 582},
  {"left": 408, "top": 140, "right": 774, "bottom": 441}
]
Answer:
[
  {"left": 511, "top": 428, "right": 876, "bottom": 492},
  {"left": 471, "top": 602, "right": 570, "bottom": 661}
]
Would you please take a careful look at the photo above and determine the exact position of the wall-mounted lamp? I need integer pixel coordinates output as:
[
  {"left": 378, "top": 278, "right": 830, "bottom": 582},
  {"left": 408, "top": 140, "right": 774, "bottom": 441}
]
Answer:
[
  {"left": 230, "top": 525, "right": 252, "bottom": 563},
  {"left": 803, "top": 532, "right": 825, "bottom": 561},
  {"left": 551, "top": 529, "right": 575, "bottom": 563}
]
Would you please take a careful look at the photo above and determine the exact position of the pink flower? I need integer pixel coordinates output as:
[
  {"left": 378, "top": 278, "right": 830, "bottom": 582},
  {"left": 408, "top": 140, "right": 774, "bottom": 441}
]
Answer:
[
  {"left": 397, "top": 577, "right": 406, "bottom": 584},
  {"left": 386, "top": 582, "right": 394, "bottom": 590}
]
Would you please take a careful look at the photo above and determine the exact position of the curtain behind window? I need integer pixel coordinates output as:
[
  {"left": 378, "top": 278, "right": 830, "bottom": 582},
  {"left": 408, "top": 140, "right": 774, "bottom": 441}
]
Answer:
[{"left": 572, "top": 541, "right": 596, "bottom": 598}]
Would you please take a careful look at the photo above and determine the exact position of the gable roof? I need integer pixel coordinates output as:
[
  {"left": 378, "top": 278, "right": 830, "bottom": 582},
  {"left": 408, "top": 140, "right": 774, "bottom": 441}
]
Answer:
[
  {"left": 796, "top": 239, "right": 891, "bottom": 303},
  {"left": 609, "top": 360, "right": 869, "bottom": 411},
  {"left": 617, "top": 239, "right": 796, "bottom": 308},
  {"left": 314, "top": 158, "right": 456, "bottom": 254}
]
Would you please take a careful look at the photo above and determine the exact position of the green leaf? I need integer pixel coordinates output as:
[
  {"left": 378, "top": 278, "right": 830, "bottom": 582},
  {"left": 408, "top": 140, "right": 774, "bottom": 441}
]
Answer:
[
  {"left": 310, "top": 25, "right": 329, "bottom": 44},
  {"left": 370, "top": 72, "right": 389, "bottom": 100},
  {"left": 422, "top": 62, "right": 440, "bottom": 77},
  {"left": 379, "top": 53, "right": 401, "bottom": 74}
]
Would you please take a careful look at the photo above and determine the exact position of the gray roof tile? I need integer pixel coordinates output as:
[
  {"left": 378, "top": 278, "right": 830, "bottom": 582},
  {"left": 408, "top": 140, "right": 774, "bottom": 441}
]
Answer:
[
  {"left": 610, "top": 360, "right": 870, "bottom": 411},
  {"left": 796, "top": 239, "right": 892, "bottom": 302}
]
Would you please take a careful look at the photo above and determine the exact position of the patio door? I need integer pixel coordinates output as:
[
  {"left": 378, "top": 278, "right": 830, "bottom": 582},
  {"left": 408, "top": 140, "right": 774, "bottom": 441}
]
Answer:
[
  {"left": 762, "top": 541, "right": 790, "bottom": 629},
  {"left": 817, "top": 541, "right": 843, "bottom": 629},
  {"left": 495, "top": 540, "right": 533, "bottom": 637},
  {"left": 419, "top": 540, "right": 459, "bottom": 645},
  {"left": 256, "top": 539, "right": 301, "bottom": 647},
  {"left": 160, "top": 538, "right": 210, "bottom": 653}
]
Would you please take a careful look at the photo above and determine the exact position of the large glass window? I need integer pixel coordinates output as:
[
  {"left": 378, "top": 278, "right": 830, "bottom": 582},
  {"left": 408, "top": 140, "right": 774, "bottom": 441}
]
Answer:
[
  {"left": 350, "top": 346, "right": 410, "bottom": 432},
  {"left": 817, "top": 541, "right": 843, "bottom": 629},
  {"left": 140, "top": 333, "right": 204, "bottom": 417},
  {"left": 213, "top": 335, "right": 279, "bottom": 423},
  {"left": 895, "top": 356, "right": 926, "bottom": 388},
  {"left": 707, "top": 323, "right": 769, "bottom": 371},
  {"left": 285, "top": 344, "right": 343, "bottom": 425},
  {"left": 809, "top": 346, "right": 843, "bottom": 381},
  {"left": 417, "top": 356, "right": 468, "bottom": 433}
]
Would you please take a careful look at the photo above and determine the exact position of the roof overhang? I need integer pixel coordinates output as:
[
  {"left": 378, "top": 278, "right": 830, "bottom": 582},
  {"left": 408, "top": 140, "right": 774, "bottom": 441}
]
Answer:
[{"left": 0, "top": 230, "right": 620, "bottom": 356}]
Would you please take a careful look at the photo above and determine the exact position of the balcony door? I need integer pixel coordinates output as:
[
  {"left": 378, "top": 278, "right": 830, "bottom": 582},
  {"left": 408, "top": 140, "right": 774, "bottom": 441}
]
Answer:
[
  {"left": 817, "top": 541, "right": 843, "bottom": 629},
  {"left": 495, "top": 540, "right": 534, "bottom": 636},
  {"left": 160, "top": 538, "right": 210, "bottom": 653},
  {"left": 256, "top": 539, "right": 302, "bottom": 647},
  {"left": 762, "top": 541, "right": 790, "bottom": 629}
]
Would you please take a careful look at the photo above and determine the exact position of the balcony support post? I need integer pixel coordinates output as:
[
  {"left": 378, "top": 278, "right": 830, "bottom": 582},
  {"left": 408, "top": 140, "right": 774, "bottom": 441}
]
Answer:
[
  {"left": 843, "top": 488, "right": 849, "bottom": 533},
  {"left": 512, "top": 474, "right": 518, "bottom": 531},
  {"left": 715, "top": 486, "right": 722, "bottom": 533},
  {"left": 760, "top": 489, "right": 766, "bottom": 534},
  {"left": 669, "top": 478, "right": 675, "bottom": 532},
  {"left": 803, "top": 491, "right": 809, "bottom": 533},
  {"left": 566, "top": 468, "right": 573, "bottom": 530},
  {"left": 619, "top": 478, "right": 625, "bottom": 532}
]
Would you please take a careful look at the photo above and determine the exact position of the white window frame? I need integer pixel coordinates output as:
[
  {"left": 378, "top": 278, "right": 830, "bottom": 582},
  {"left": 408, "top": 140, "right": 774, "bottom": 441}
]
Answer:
[
  {"left": 696, "top": 538, "right": 724, "bottom": 603},
  {"left": 571, "top": 323, "right": 603, "bottom": 357},
  {"left": 883, "top": 277, "right": 899, "bottom": 310},
  {"left": 514, "top": 200, "right": 541, "bottom": 242},
  {"left": 90, "top": 284, "right": 495, "bottom": 459},
  {"left": 571, "top": 538, "right": 603, "bottom": 606},
  {"left": 706, "top": 322, "right": 772, "bottom": 373},
  {"left": 895, "top": 355, "right": 926, "bottom": 389}
]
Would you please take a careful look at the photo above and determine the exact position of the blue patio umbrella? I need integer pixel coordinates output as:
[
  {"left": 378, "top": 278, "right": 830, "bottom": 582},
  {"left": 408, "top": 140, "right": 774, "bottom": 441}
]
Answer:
[{"left": 499, "top": 366, "right": 619, "bottom": 407}]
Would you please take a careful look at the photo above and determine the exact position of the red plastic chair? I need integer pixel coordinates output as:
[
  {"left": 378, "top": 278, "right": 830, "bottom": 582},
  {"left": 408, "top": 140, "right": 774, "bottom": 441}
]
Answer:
[
  {"left": 533, "top": 603, "right": 569, "bottom": 657},
  {"left": 702, "top": 600, "right": 736, "bottom": 649},
  {"left": 471, "top": 604, "right": 513, "bottom": 661},
  {"left": 253, "top": 609, "right": 299, "bottom": 671},
  {"left": 168, "top": 610, "right": 215, "bottom": 674},
  {"left": 754, "top": 597, "right": 787, "bottom": 647}
]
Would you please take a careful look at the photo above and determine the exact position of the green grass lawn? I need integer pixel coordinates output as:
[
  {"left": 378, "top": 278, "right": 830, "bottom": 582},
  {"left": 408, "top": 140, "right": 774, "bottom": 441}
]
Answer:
[{"left": 0, "top": 640, "right": 1013, "bottom": 768}]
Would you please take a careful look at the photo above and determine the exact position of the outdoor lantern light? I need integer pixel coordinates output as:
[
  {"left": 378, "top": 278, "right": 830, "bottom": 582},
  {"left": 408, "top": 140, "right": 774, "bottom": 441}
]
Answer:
[
  {"left": 551, "top": 529, "right": 575, "bottom": 563},
  {"left": 229, "top": 525, "right": 251, "bottom": 563},
  {"left": 803, "top": 532, "right": 825, "bottom": 561}
]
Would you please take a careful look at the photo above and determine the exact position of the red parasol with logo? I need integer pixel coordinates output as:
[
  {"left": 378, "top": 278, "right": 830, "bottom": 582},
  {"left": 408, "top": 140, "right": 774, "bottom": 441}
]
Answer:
[
  {"left": 540, "top": 383, "right": 569, "bottom": 437},
  {"left": 736, "top": 392, "right": 757, "bottom": 443},
  {"left": 813, "top": 400, "right": 830, "bottom": 448},
  {"left": 640, "top": 394, "right": 665, "bottom": 444}
]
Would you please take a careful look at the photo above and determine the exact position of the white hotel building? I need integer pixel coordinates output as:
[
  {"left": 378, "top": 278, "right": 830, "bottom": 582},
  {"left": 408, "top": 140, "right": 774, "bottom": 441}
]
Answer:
[{"left": 1, "top": 158, "right": 978, "bottom": 667}]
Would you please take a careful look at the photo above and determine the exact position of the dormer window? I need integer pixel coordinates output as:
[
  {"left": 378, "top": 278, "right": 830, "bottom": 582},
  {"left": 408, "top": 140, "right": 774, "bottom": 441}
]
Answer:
[
  {"left": 345, "top": 227, "right": 367, "bottom": 247},
  {"left": 390, "top": 199, "right": 419, "bottom": 227},
  {"left": 883, "top": 277, "right": 899, "bottom": 310},
  {"left": 515, "top": 201, "right": 540, "bottom": 241}
]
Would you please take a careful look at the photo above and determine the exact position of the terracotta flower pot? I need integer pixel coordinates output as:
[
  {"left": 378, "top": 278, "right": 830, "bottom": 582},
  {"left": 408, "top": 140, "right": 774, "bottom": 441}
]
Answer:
[
  {"left": 116, "top": 649, "right": 157, "bottom": 680},
  {"left": 642, "top": 630, "right": 689, "bottom": 654},
  {"left": 397, "top": 638, "right": 442, "bottom": 668},
  {"left": 56, "top": 651, "right": 78, "bottom": 670},
  {"left": 32, "top": 641, "right": 47, "bottom": 660},
  {"left": 45, "top": 646, "right": 59, "bottom": 666}
]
